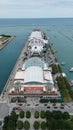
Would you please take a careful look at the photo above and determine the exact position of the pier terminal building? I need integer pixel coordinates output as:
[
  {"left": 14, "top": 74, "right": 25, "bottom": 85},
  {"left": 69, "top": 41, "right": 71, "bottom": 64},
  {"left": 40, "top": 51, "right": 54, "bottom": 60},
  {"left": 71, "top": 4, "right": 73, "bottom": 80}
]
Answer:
[{"left": 8, "top": 30, "right": 59, "bottom": 99}]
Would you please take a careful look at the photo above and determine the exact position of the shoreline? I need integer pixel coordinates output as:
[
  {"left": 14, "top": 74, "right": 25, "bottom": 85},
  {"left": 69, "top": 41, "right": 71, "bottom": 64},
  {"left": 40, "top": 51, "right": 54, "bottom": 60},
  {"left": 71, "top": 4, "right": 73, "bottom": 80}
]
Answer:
[{"left": 0, "top": 36, "right": 15, "bottom": 50}]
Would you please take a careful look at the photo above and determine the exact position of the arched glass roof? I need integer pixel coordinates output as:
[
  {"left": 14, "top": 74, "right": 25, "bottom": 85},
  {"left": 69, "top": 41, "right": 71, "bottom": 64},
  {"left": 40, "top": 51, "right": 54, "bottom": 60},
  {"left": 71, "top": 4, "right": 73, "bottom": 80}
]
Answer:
[{"left": 24, "top": 57, "right": 44, "bottom": 69}]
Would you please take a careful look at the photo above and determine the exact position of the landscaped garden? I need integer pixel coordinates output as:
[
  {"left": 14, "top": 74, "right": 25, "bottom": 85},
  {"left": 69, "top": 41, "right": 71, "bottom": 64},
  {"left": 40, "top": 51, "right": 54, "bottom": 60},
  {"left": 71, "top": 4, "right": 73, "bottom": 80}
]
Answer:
[{"left": 2, "top": 109, "right": 73, "bottom": 130}]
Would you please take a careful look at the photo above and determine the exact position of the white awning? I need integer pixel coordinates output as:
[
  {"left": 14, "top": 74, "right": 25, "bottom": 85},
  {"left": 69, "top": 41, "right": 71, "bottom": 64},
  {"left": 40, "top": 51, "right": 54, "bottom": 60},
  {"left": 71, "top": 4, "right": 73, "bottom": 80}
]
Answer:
[
  {"left": 29, "top": 31, "right": 42, "bottom": 40},
  {"left": 44, "top": 71, "right": 54, "bottom": 84},
  {"left": 14, "top": 71, "right": 25, "bottom": 80}
]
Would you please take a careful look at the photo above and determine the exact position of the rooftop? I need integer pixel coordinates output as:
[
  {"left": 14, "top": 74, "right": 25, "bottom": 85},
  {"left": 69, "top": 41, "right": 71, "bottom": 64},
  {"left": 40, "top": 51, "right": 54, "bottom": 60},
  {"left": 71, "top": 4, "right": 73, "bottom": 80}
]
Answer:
[
  {"left": 23, "top": 57, "right": 45, "bottom": 69},
  {"left": 24, "top": 66, "right": 44, "bottom": 84}
]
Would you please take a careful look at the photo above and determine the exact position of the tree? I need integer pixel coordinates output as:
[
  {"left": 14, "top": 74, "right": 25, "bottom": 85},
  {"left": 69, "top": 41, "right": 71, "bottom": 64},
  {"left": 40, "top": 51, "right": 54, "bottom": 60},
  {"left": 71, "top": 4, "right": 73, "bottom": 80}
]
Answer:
[
  {"left": 45, "top": 110, "right": 52, "bottom": 119},
  {"left": 17, "top": 120, "right": 23, "bottom": 130},
  {"left": 33, "top": 121, "right": 40, "bottom": 130},
  {"left": 34, "top": 111, "right": 39, "bottom": 118},
  {"left": 10, "top": 111, "right": 18, "bottom": 122},
  {"left": 41, "top": 121, "right": 46, "bottom": 130},
  {"left": 63, "top": 112, "right": 70, "bottom": 120},
  {"left": 7, "top": 119, "right": 16, "bottom": 130},
  {"left": 23, "top": 120, "right": 30, "bottom": 130},
  {"left": 40, "top": 111, "right": 46, "bottom": 118},
  {"left": 40, "top": 98, "right": 48, "bottom": 103},
  {"left": 3, "top": 116, "right": 9, "bottom": 125},
  {"left": 52, "top": 110, "right": 63, "bottom": 120},
  {"left": 2, "top": 111, "right": 18, "bottom": 130},
  {"left": 19, "top": 110, "right": 24, "bottom": 118},
  {"left": 26, "top": 111, "right": 31, "bottom": 118}
]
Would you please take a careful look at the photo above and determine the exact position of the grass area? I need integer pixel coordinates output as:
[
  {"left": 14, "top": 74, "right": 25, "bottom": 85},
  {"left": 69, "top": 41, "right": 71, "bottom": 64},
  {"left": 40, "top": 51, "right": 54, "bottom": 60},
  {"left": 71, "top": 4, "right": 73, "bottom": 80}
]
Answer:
[
  {"left": 0, "top": 35, "right": 11, "bottom": 42},
  {"left": 56, "top": 76, "right": 72, "bottom": 102}
]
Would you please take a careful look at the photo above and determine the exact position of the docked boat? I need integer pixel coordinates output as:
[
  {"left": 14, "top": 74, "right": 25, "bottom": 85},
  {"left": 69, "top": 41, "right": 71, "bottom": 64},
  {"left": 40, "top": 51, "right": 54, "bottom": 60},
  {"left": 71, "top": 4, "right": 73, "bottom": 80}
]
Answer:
[
  {"left": 62, "top": 73, "right": 66, "bottom": 77},
  {"left": 69, "top": 67, "right": 73, "bottom": 72},
  {"left": 61, "top": 62, "right": 65, "bottom": 65},
  {"left": 69, "top": 80, "right": 73, "bottom": 86}
]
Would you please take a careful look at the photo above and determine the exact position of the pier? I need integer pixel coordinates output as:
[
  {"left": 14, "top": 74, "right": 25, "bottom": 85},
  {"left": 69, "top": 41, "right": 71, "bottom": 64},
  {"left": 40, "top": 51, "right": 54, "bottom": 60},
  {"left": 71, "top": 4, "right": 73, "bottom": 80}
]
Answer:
[{"left": 0, "top": 30, "right": 59, "bottom": 102}]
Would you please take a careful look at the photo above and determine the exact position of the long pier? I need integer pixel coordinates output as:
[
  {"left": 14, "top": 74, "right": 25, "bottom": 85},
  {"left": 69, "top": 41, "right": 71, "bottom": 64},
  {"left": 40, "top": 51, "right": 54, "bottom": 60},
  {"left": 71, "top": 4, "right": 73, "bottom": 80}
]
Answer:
[{"left": 0, "top": 30, "right": 59, "bottom": 103}]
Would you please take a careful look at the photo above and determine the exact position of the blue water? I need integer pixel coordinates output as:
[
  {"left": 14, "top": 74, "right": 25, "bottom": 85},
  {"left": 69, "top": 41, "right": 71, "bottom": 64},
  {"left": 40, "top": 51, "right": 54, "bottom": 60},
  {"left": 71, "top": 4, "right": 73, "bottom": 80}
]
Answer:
[{"left": 0, "top": 18, "right": 73, "bottom": 93}]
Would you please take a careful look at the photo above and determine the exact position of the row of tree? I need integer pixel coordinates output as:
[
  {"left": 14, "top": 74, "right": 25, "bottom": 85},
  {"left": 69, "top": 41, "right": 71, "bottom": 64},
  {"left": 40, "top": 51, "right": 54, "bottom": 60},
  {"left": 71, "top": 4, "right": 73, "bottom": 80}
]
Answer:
[
  {"left": 56, "top": 76, "right": 72, "bottom": 102},
  {"left": 52, "top": 64, "right": 62, "bottom": 74},
  {"left": 19, "top": 110, "right": 31, "bottom": 118},
  {"left": 40, "top": 98, "right": 62, "bottom": 103},
  {"left": 63, "top": 77, "right": 73, "bottom": 100},
  {"left": 17, "top": 120, "right": 30, "bottom": 130},
  {"left": 17, "top": 120, "right": 47, "bottom": 130},
  {"left": 3, "top": 109, "right": 71, "bottom": 130}
]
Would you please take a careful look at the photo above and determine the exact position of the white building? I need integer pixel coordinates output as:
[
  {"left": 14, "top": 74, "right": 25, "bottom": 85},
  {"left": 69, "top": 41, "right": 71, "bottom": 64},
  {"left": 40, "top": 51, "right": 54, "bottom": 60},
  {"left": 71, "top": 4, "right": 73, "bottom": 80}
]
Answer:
[
  {"left": 28, "top": 30, "right": 48, "bottom": 56},
  {"left": 9, "top": 30, "right": 58, "bottom": 96}
]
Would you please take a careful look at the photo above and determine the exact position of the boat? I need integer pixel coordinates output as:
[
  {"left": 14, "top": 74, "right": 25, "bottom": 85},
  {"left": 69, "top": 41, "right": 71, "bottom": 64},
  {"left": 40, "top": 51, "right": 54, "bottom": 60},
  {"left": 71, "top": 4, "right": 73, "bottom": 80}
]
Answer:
[
  {"left": 69, "top": 67, "right": 73, "bottom": 72},
  {"left": 62, "top": 73, "right": 66, "bottom": 77},
  {"left": 61, "top": 62, "right": 65, "bottom": 65},
  {"left": 69, "top": 80, "right": 73, "bottom": 86}
]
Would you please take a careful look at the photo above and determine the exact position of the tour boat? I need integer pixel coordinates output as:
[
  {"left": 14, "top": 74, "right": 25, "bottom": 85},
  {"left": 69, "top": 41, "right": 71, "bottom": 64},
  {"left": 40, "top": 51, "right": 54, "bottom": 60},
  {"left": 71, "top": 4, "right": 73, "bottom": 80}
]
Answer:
[
  {"left": 61, "top": 62, "right": 65, "bottom": 65},
  {"left": 69, "top": 67, "right": 73, "bottom": 72}
]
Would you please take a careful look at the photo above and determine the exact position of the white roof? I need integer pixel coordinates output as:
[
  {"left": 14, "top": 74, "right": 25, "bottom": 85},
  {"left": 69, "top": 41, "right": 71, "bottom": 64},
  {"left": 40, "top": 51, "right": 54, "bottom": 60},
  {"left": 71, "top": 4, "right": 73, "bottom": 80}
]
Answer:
[
  {"left": 43, "top": 39, "right": 48, "bottom": 44},
  {"left": 44, "top": 71, "right": 54, "bottom": 84},
  {"left": 44, "top": 63, "right": 48, "bottom": 70},
  {"left": 24, "top": 66, "right": 44, "bottom": 83},
  {"left": 9, "top": 88, "right": 15, "bottom": 93},
  {"left": 28, "top": 38, "right": 44, "bottom": 47},
  {"left": 0, "top": 41, "right": 2, "bottom": 45},
  {"left": 14, "top": 71, "right": 25, "bottom": 80},
  {"left": 20, "top": 87, "right": 24, "bottom": 91},
  {"left": 31, "top": 45, "right": 43, "bottom": 53},
  {"left": 0, "top": 36, "right": 2, "bottom": 38},
  {"left": 62, "top": 73, "right": 66, "bottom": 77},
  {"left": 29, "top": 31, "right": 42, "bottom": 40}
]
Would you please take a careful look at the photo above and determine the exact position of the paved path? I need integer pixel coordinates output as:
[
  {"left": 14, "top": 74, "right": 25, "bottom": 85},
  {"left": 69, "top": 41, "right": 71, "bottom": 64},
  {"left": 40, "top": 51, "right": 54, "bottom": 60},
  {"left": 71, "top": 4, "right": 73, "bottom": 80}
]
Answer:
[{"left": 0, "top": 103, "right": 9, "bottom": 119}]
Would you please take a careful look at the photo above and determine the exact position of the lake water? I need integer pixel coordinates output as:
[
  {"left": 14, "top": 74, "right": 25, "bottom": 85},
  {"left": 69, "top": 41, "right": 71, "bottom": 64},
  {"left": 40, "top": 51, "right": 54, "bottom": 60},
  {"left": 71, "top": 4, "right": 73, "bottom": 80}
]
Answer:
[{"left": 0, "top": 18, "right": 73, "bottom": 93}]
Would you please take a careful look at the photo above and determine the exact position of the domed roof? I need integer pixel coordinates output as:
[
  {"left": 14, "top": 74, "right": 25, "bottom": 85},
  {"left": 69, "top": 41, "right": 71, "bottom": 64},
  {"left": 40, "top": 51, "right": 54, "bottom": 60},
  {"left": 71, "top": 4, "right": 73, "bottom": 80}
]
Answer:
[
  {"left": 24, "top": 66, "right": 44, "bottom": 83},
  {"left": 23, "top": 57, "right": 45, "bottom": 69}
]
